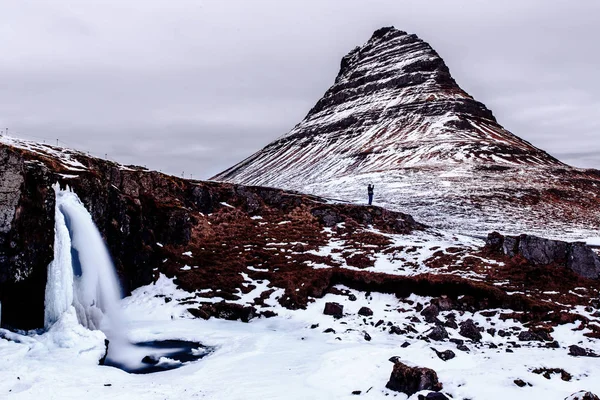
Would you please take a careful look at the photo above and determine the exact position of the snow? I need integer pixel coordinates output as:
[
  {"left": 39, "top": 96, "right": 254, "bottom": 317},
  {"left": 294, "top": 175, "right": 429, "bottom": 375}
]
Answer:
[{"left": 2, "top": 279, "right": 600, "bottom": 399}]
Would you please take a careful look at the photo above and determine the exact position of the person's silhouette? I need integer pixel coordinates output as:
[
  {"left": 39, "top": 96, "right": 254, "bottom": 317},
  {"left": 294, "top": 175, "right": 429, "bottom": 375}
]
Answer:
[{"left": 367, "top": 184, "right": 374, "bottom": 205}]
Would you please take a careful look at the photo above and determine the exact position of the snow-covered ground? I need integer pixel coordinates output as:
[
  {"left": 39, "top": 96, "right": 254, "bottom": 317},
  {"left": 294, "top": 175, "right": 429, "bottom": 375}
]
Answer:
[{"left": 2, "top": 276, "right": 599, "bottom": 400}]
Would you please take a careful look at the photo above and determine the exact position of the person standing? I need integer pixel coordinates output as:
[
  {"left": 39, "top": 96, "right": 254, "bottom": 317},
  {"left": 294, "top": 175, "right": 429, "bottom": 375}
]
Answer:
[{"left": 367, "top": 184, "right": 374, "bottom": 205}]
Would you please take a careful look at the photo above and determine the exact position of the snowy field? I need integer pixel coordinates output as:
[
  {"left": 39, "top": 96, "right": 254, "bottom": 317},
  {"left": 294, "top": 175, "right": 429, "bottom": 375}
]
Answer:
[{"left": 2, "top": 276, "right": 599, "bottom": 400}]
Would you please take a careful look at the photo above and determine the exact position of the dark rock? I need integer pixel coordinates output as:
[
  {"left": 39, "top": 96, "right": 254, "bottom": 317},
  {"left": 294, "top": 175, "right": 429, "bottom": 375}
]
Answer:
[
  {"left": 428, "top": 326, "right": 449, "bottom": 341},
  {"left": 444, "top": 319, "right": 458, "bottom": 329},
  {"left": 310, "top": 323, "right": 319, "bottom": 329},
  {"left": 411, "top": 316, "right": 422, "bottom": 323},
  {"left": 518, "top": 331, "right": 544, "bottom": 342},
  {"left": 546, "top": 341, "right": 560, "bottom": 349},
  {"left": 323, "top": 328, "right": 336, "bottom": 334},
  {"left": 189, "top": 302, "right": 257, "bottom": 322},
  {"left": 514, "top": 379, "right": 528, "bottom": 387},
  {"left": 456, "top": 344, "right": 470, "bottom": 352},
  {"left": 431, "top": 347, "right": 456, "bottom": 361},
  {"left": 418, "top": 392, "right": 450, "bottom": 400},
  {"left": 348, "top": 294, "right": 357, "bottom": 301},
  {"left": 389, "top": 325, "right": 403, "bottom": 335},
  {"left": 389, "top": 356, "right": 401, "bottom": 363},
  {"left": 386, "top": 361, "right": 443, "bottom": 396},
  {"left": 506, "top": 348, "right": 514, "bottom": 353},
  {"left": 565, "top": 391, "right": 600, "bottom": 400},
  {"left": 415, "top": 303, "right": 424, "bottom": 312},
  {"left": 358, "top": 307, "right": 374, "bottom": 317},
  {"left": 485, "top": 232, "right": 600, "bottom": 279},
  {"left": 375, "top": 319, "right": 384, "bottom": 328},
  {"left": 449, "top": 338, "right": 464, "bottom": 345},
  {"left": 569, "top": 345, "right": 599, "bottom": 357},
  {"left": 459, "top": 319, "right": 482, "bottom": 341},
  {"left": 488, "top": 343, "right": 498, "bottom": 349},
  {"left": 324, "top": 302, "right": 344, "bottom": 318},
  {"left": 487, "top": 328, "right": 496, "bottom": 336},
  {"left": 421, "top": 304, "right": 440, "bottom": 323},
  {"left": 401, "top": 341, "right": 411, "bottom": 348},
  {"left": 363, "top": 331, "right": 372, "bottom": 341},
  {"left": 352, "top": 390, "right": 361, "bottom": 395},
  {"left": 98, "top": 339, "right": 110, "bottom": 365},
  {"left": 498, "top": 330, "right": 510, "bottom": 337}
]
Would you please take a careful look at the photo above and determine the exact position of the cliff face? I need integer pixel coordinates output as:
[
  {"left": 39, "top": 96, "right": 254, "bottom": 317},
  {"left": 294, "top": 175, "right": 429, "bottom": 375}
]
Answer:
[
  {"left": 0, "top": 137, "right": 423, "bottom": 329},
  {"left": 213, "top": 27, "right": 600, "bottom": 238}
]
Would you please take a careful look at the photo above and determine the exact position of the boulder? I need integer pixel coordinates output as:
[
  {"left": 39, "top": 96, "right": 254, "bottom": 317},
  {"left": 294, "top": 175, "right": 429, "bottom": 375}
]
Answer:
[
  {"left": 358, "top": 306, "right": 373, "bottom": 316},
  {"left": 569, "top": 345, "right": 599, "bottom": 358},
  {"left": 386, "top": 361, "right": 443, "bottom": 396},
  {"left": 459, "top": 319, "right": 482, "bottom": 341},
  {"left": 418, "top": 392, "right": 450, "bottom": 400},
  {"left": 565, "top": 391, "right": 600, "bottom": 400},
  {"left": 421, "top": 304, "right": 440, "bottom": 323},
  {"left": 431, "top": 348, "right": 455, "bottom": 361},
  {"left": 428, "top": 326, "right": 449, "bottom": 341},
  {"left": 323, "top": 302, "right": 344, "bottom": 318}
]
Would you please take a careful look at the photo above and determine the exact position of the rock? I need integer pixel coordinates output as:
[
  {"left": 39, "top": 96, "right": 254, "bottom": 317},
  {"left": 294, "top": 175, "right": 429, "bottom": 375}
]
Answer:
[
  {"left": 310, "top": 323, "right": 319, "bottom": 329},
  {"left": 98, "top": 339, "right": 110, "bottom": 365},
  {"left": 487, "top": 328, "right": 496, "bottom": 336},
  {"left": 351, "top": 390, "right": 361, "bottom": 395},
  {"left": 418, "top": 392, "right": 450, "bottom": 400},
  {"left": 401, "top": 342, "right": 411, "bottom": 348},
  {"left": 506, "top": 348, "right": 514, "bottom": 353},
  {"left": 431, "top": 347, "right": 455, "bottom": 361},
  {"left": 518, "top": 331, "right": 544, "bottom": 342},
  {"left": 436, "top": 297, "right": 453, "bottom": 311},
  {"left": 323, "top": 302, "right": 344, "bottom": 318},
  {"left": 546, "top": 341, "right": 560, "bottom": 349},
  {"left": 498, "top": 329, "right": 510, "bottom": 337},
  {"left": 375, "top": 319, "right": 384, "bottom": 328},
  {"left": 421, "top": 304, "right": 440, "bottom": 323},
  {"left": 389, "top": 325, "right": 403, "bottom": 335},
  {"left": 323, "top": 328, "right": 336, "bottom": 334},
  {"left": 363, "top": 332, "right": 372, "bottom": 341},
  {"left": 348, "top": 294, "right": 357, "bottom": 301},
  {"left": 459, "top": 319, "right": 482, "bottom": 341},
  {"left": 428, "top": 326, "right": 449, "bottom": 341},
  {"left": 565, "top": 391, "right": 600, "bottom": 400},
  {"left": 386, "top": 361, "right": 443, "bottom": 396},
  {"left": 485, "top": 232, "right": 600, "bottom": 279},
  {"left": 358, "top": 307, "right": 373, "bottom": 317},
  {"left": 456, "top": 344, "right": 470, "bottom": 352},
  {"left": 569, "top": 345, "right": 600, "bottom": 357},
  {"left": 449, "top": 338, "right": 464, "bottom": 345},
  {"left": 514, "top": 379, "right": 528, "bottom": 387},
  {"left": 444, "top": 319, "right": 458, "bottom": 329}
]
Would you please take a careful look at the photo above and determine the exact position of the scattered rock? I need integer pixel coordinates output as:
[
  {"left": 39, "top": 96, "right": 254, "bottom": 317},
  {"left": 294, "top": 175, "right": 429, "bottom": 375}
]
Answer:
[
  {"left": 401, "top": 342, "right": 411, "bottom": 348},
  {"left": 569, "top": 345, "right": 599, "bottom": 357},
  {"left": 498, "top": 330, "right": 510, "bottom": 337},
  {"left": 418, "top": 392, "right": 450, "bottom": 400},
  {"left": 459, "top": 319, "right": 482, "bottom": 341},
  {"left": 514, "top": 379, "right": 528, "bottom": 387},
  {"left": 310, "top": 323, "right": 319, "bottom": 329},
  {"left": 363, "top": 332, "right": 372, "bottom": 341},
  {"left": 352, "top": 390, "right": 362, "bottom": 395},
  {"left": 141, "top": 355, "right": 160, "bottom": 365},
  {"left": 375, "top": 319, "right": 384, "bottom": 328},
  {"left": 532, "top": 368, "right": 572, "bottom": 381},
  {"left": 565, "top": 391, "right": 600, "bottom": 400},
  {"left": 456, "top": 344, "right": 470, "bottom": 352},
  {"left": 428, "top": 326, "right": 449, "bottom": 341},
  {"left": 386, "top": 361, "right": 443, "bottom": 396},
  {"left": 348, "top": 294, "right": 357, "bottom": 301},
  {"left": 358, "top": 307, "right": 374, "bottom": 317},
  {"left": 421, "top": 304, "right": 440, "bottom": 323},
  {"left": 518, "top": 331, "right": 544, "bottom": 342},
  {"left": 323, "top": 328, "right": 336, "bottom": 334},
  {"left": 546, "top": 341, "right": 560, "bottom": 349},
  {"left": 389, "top": 325, "right": 403, "bottom": 335},
  {"left": 431, "top": 347, "right": 455, "bottom": 361},
  {"left": 487, "top": 328, "right": 496, "bottom": 337},
  {"left": 323, "top": 302, "right": 344, "bottom": 318}
]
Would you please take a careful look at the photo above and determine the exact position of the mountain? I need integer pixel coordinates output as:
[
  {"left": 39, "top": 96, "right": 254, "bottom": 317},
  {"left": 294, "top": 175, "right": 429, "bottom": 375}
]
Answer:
[
  {"left": 2, "top": 136, "right": 600, "bottom": 398},
  {"left": 213, "top": 27, "right": 600, "bottom": 239}
]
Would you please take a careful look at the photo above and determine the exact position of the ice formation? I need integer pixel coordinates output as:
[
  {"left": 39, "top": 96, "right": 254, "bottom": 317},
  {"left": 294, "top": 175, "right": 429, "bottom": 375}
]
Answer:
[{"left": 44, "top": 184, "right": 126, "bottom": 346}]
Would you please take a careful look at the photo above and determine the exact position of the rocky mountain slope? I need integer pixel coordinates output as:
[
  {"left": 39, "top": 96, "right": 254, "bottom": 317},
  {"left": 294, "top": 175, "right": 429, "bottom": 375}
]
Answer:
[
  {"left": 213, "top": 27, "right": 600, "bottom": 239},
  {"left": 2, "top": 135, "right": 600, "bottom": 398}
]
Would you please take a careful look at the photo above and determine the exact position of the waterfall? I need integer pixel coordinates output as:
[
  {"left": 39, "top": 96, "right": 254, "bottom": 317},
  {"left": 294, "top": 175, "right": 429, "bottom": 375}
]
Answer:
[{"left": 44, "top": 184, "right": 127, "bottom": 347}]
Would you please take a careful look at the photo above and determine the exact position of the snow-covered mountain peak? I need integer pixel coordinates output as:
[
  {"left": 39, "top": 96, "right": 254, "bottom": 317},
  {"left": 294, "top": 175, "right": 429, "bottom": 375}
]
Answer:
[{"left": 213, "top": 27, "right": 600, "bottom": 238}]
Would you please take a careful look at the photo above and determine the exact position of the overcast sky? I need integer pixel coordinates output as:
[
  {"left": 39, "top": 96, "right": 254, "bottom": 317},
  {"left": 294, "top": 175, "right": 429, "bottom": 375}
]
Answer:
[{"left": 1, "top": 0, "right": 598, "bottom": 178}]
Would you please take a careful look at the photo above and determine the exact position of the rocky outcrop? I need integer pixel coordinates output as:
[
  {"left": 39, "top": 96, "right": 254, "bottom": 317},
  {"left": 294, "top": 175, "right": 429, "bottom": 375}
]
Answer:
[
  {"left": 566, "top": 391, "right": 600, "bottom": 400},
  {"left": 386, "top": 360, "right": 443, "bottom": 395},
  {"left": 486, "top": 232, "right": 600, "bottom": 279},
  {"left": 0, "top": 138, "right": 423, "bottom": 330}
]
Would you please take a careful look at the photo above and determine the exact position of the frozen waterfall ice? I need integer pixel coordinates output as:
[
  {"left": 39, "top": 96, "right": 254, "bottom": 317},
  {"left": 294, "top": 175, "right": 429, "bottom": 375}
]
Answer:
[{"left": 44, "top": 184, "right": 126, "bottom": 347}]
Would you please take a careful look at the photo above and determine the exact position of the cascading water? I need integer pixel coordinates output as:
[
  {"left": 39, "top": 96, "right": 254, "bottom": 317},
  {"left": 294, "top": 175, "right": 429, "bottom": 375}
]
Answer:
[
  {"left": 44, "top": 184, "right": 210, "bottom": 373},
  {"left": 45, "top": 184, "right": 129, "bottom": 357}
]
